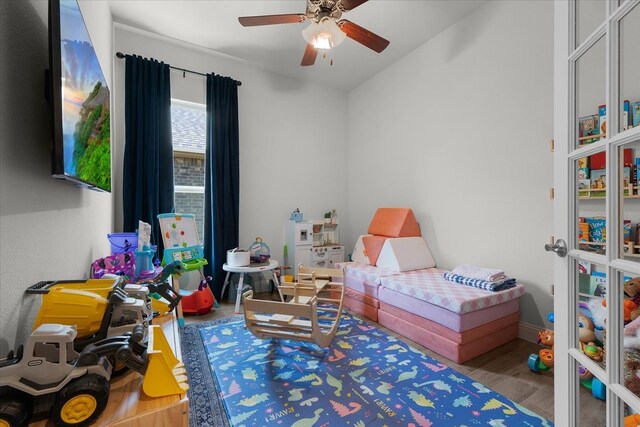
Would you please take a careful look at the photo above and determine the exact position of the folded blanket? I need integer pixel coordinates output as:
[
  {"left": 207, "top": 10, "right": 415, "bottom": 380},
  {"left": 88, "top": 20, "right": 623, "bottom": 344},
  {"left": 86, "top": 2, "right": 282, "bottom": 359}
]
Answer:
[
  {"left": 444, "top": 272, "right": 517, "bottom": 292},
  {"left": 451, "top": 264, "right": 506, "bottom": 282}
]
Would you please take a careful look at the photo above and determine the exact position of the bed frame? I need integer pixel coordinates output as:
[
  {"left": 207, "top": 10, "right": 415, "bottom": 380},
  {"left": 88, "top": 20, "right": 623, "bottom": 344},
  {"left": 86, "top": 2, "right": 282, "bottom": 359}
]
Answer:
[{"left": 242, "top": 265, "right": 345, "bottom": 347}]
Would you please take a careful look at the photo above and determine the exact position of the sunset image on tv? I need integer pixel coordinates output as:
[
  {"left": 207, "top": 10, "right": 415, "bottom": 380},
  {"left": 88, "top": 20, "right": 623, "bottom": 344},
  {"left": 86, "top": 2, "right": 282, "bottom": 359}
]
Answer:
[{"left": 60, "top": 0, "right": 110, "bottom": 191}]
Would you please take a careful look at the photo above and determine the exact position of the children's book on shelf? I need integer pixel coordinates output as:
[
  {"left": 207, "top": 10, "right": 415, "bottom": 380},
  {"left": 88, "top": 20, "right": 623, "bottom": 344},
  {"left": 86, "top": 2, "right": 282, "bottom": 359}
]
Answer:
[
  {"left": 590, "top": 151, "right": 606, "bottom": 170},
  {"left": 623, "top": 100, "right": 631, "bottom": 131},
  {"left": 633, "top": 102, "right": 640, "bottom": 128},
  {"left": 590, "top": 169, "right": 606, "bottom": 197},
  {"left": 587, "top": 217, "right": 606, "bottom": 245},
  {"left": 578, "top": 220, "right": 590, "bottom": 243},
  {"left": 578, "top": 179, "right": 590, "bottom": 192},
  {"left": 590, "top": 271, "right": 606, "bottom": 298},
  {"left": 599, "top": 104, "right": 607, "bottom": 137},
  {"left": 633, "top": 158, "right": 639, "bottom": 195},
  {"left": 624, "top": 166, "right": 631, "bottom": 196},
  {"left": 624, "top": 220, "right": 632, "bottom": 243},
  {"left": 579, "top": 114, "right": 600, "bottom": 145}
]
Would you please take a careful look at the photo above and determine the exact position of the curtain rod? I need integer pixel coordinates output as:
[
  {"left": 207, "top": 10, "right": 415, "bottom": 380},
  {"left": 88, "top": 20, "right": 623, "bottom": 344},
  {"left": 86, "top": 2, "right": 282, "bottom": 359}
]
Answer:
[{"left": 115, "top": 51, "right": 242, "bottom": 86}]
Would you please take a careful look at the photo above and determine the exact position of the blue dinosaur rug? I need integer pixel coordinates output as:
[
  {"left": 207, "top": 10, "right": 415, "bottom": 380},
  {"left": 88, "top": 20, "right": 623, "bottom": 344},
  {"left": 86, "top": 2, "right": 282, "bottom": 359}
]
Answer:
[{"left": 185, "top": 314, "right": 553, "bottom": 427}]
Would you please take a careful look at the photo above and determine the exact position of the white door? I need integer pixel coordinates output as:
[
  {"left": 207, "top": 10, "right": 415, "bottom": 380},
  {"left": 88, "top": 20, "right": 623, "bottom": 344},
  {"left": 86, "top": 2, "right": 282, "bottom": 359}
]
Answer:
[{"left": 553, "top": 1, "right": 640, "bottom": 425}]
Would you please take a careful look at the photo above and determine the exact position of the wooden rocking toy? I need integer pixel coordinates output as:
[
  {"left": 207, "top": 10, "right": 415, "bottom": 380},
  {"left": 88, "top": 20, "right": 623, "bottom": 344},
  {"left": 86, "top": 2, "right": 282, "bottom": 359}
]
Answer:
[{"left": 242, "top": 265, "right": 345, "bottom": 347}]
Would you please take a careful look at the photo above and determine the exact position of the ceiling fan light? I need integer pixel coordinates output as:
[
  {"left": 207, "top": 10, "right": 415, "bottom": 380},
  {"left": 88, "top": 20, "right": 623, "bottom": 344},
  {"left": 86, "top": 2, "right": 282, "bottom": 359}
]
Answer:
[{"left": 302, "top": 19, "right": 346, "bottom": 50}]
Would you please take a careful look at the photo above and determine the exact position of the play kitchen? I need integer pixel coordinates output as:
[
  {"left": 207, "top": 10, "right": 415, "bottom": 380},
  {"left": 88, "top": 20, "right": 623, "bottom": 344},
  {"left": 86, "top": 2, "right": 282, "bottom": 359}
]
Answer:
[{"left": 286, "top": 218, "right": 344, "bottom": 274}]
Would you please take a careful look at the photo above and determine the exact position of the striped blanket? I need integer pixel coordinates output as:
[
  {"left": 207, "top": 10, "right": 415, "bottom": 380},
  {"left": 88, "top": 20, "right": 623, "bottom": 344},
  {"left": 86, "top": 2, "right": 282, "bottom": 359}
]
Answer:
[{"left": 443, "top": 271, "right": 517, "bottom": 292}]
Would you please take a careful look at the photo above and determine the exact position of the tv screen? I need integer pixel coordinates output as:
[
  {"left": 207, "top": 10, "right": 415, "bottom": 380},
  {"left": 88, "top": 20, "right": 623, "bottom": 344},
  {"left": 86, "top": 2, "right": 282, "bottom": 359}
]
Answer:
[{"left": 49, "top": 0, "right": 111, "bottom": 192}]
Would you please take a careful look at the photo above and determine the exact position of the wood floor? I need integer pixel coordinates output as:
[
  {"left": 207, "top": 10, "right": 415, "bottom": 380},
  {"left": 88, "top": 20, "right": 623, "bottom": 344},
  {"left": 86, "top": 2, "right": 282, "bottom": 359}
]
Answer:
[{"left": 184, "top": 292, "right": 607, "bottom": 426}]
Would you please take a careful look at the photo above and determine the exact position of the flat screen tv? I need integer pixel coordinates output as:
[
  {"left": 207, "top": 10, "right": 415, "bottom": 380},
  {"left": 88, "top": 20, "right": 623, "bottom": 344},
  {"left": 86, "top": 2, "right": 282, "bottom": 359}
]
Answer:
[{"left": 49, "top": 0, "right": 111, "bottom": 192}]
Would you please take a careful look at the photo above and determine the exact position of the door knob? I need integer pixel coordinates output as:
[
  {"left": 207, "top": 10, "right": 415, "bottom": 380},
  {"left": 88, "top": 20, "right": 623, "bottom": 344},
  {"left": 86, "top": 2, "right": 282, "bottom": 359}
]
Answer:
[{"left": 545, "top": 239, "right": 567, "bottom": 258}]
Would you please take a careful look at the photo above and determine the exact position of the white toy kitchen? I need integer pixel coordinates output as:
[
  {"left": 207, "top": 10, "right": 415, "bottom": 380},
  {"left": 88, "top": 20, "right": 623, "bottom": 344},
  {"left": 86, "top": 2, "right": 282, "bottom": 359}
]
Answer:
[{"left": 286, "top": 220, "right": 345, "bottom": 277}]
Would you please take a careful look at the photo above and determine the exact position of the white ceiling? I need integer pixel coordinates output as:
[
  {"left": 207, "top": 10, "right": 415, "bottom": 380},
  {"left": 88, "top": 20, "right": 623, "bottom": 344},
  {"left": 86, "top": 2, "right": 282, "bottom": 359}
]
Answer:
[{"left": 108, "top": 0, "right": 487, "bottom": 92}]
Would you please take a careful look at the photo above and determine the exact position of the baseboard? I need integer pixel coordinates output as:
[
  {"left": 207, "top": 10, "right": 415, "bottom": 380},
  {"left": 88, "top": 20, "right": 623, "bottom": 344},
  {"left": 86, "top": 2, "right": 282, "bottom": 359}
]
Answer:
[{"left": 518, "top": 321, "right": 542, "bottom": 343}]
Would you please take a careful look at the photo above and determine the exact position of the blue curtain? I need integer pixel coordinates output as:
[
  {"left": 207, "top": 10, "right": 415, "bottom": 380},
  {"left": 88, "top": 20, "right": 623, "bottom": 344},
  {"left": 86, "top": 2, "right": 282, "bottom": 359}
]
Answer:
[
  {"left": 204, "top": 74, "right": 239, "bottom": 299},
  {"left": 123, "top": 55, "right": 174, "bottom": 256}
]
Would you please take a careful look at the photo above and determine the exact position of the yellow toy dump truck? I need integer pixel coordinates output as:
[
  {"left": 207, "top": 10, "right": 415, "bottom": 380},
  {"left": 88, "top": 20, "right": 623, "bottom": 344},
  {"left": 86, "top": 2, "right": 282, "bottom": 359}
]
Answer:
[
  {"left": 0, "top": 323, "right": 188, "bottom": 427},
  {"left": 26, "top": 278, "right": 153, "bottom": 351}
]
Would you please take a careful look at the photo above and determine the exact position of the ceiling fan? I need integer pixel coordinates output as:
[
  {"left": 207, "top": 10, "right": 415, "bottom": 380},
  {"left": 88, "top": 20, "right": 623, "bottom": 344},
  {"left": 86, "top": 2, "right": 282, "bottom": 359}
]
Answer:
[{"left": 238, "top": 0, "right": 390, "bottom": 66}]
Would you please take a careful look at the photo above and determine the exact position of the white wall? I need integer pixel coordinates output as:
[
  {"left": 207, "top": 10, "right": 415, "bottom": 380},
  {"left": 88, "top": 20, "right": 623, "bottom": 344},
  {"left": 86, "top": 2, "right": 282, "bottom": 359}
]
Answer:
[
  {"left": 347, "top": 0, "right": 554, "bottom": 327},
  {"left": 0, "top": 0, "right": 113, "bottom": 352},
  {"left": 112, "top": 27, "right": 349, "bottom": 272}
]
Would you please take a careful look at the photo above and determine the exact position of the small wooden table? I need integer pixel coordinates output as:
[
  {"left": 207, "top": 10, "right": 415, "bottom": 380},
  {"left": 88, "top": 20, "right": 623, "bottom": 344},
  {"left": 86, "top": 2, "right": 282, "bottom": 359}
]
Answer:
[{"left": 221, "top": 259, "right": 283, "bottom": 313}]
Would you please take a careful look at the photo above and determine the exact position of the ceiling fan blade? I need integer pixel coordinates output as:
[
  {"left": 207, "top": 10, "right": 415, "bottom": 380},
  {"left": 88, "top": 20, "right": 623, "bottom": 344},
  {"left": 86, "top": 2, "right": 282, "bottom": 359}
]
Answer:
[
  {"left": 238, "top": 14, "right": 306, "bottom": 27},
  {"left": 338, "top": 20, "right": 389, "bottom": 53},
  {"left": 301, "top": 44, "right": 318, "bottom": 66},
  {"left": 340, "top": 0, "right": 369, "bottom": 11}
]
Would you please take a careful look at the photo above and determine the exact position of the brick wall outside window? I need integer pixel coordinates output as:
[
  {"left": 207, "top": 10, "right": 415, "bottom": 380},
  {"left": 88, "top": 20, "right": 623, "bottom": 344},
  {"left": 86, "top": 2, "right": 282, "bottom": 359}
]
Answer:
[
  {"left": 174, "top": 156, "right": 204, "bottom": 186},
  {"left": 174, "top": 155, "right": 205, "bottom": 241}
]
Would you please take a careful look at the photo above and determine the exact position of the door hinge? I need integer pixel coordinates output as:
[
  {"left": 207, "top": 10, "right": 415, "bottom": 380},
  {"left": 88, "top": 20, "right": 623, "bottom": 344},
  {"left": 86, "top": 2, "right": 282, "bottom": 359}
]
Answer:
[
  {"left": 550, "top": 284, "right": 554, "bottom": 295},
  {"left": 550, "top": 187, "right": 555, "bottom": 200},
  {"left": 549, "top": 139, "right": 555, "bottom": 152}
]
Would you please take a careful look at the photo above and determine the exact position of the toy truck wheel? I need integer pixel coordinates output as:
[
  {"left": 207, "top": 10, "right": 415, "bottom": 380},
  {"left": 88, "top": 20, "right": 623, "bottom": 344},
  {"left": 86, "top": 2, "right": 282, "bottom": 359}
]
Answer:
[
  {"left": 0, "top": 395, "right": 32, "bottom": 427},
  {"left": 116, "top": 345, "right": 132, "bottom": 362},
  {"left": 51, "top": 375, "right": 109, "bottom": 427},
  {"left": 131, "top": 325, "right": 144, "bottom": 343}
]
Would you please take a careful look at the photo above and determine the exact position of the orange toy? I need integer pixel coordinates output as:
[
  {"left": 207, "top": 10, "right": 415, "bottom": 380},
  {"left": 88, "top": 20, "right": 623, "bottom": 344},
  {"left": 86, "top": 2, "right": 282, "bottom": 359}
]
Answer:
[
  {"left": 537, "top": 329, "right": 555, "bottom": 368},
  {"left": 362, "top": 235, "right": 389, "bottom": 266},
  {"left": 367, "top": 208, "right": 421, "bottom": 238},
  {"left": 624, "top": 413, "right": 640, "bottom": 427},
  {"left": 603, "top": 298, "right": 638, "bottom": 323}
]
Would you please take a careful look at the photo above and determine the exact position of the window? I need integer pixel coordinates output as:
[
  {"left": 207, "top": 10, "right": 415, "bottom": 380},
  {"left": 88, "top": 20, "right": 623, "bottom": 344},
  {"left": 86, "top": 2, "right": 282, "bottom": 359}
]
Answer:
[{"left": 171, "top": 99, "right": 206, "bottom": 241}]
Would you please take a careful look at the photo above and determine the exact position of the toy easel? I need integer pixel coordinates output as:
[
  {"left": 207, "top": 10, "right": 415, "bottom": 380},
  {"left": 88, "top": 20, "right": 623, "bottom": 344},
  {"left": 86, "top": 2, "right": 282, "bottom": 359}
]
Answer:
[{"left": 158, "top": 213, "right": 217, "bottom": 326}]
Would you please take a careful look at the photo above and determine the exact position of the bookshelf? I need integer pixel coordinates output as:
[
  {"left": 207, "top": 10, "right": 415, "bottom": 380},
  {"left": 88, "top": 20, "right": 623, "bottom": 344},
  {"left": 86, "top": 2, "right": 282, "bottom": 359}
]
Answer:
[{"left": 578, "top": 185, "right": 640, "bottom": 199}]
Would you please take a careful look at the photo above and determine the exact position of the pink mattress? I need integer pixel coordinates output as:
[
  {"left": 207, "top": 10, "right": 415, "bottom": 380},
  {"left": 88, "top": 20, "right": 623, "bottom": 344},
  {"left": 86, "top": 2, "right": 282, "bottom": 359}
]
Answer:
[
  {"left": 332, "top": 287, "right": 379, "bottom": 322},
  {"left": 378, "top": 309, "right": 519, "bottom": 364},
  {"left": 378, "top": 287, "right": 519, "bottom": 332},
  {"left": 380, "top": 268, "right": 524, "bottom": 315},
  {"left": 380, "top": 302, "right": 519, "bottom": 343},
  {"left": 344, "top": 274, "right": 380, "bottom": 299},
  {"left": 337, "top": 262, "right": 396, "bottom": 284}
]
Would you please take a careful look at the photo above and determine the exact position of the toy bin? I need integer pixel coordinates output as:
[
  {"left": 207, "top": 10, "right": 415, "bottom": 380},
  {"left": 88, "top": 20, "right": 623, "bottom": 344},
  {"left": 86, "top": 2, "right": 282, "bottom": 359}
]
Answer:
[{"left": 108, "top": 232, "right": 138, "bottom": 254}]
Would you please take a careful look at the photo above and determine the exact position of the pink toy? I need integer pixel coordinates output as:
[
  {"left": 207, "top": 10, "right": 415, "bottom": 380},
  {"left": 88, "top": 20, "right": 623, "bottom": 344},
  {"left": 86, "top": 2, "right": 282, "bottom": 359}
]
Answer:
[{"left": 91, "top": 252, "right": 135, "bottom": 279}]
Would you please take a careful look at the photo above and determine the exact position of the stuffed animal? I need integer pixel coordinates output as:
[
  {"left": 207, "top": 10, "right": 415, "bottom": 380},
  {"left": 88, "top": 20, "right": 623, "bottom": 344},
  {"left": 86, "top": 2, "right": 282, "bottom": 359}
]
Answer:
[
  {"left": 625, "top": 277, "right": 640, "bottom": 321},
  {"left": 586, "top": 298, "right": 606, "bottom": 331},
  {"left": 578, "top": 313, "right": 597, "bottom": 344},
  {"left": 625, "top": 316, "right": 640, "bottom": 349},
  {"left": 578, "top": 312, "right": 605, "bottom": 363},
  {"left": 624, "top": 412, "right": 640, "bottom": 427}
]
